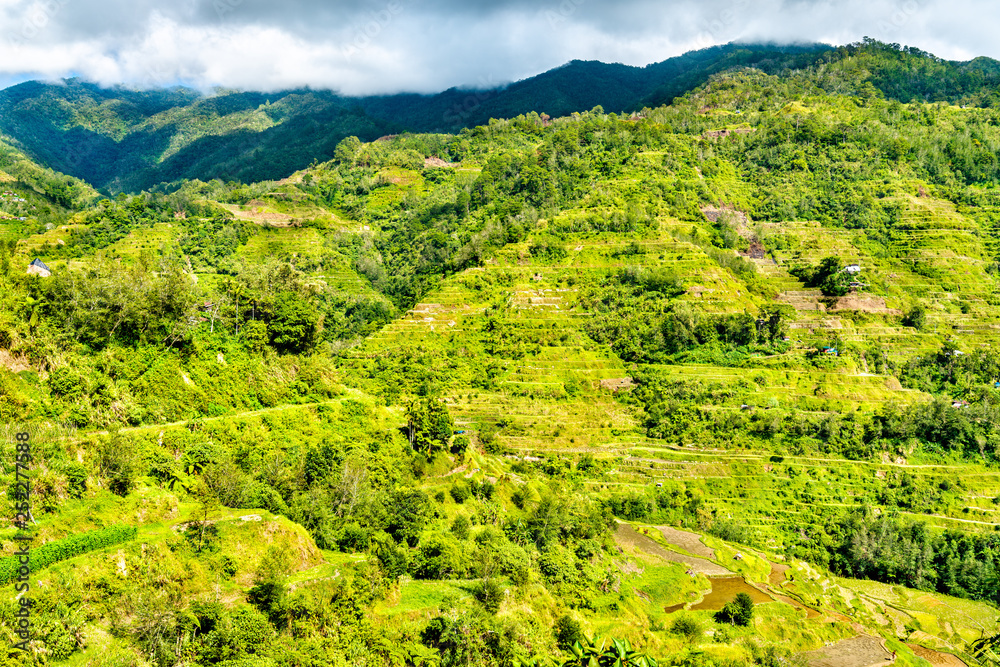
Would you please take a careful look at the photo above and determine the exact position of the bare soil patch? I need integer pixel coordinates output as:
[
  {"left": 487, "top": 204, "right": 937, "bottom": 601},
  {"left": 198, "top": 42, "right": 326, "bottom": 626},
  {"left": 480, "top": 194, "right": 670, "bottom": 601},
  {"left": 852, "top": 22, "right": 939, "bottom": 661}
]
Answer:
[
  {"left": 656, "top": 526, "right": 717, "bottom": 560},
  {"left": 0, "top": 349, "right": 32, "bottom": 373},
  {"left": 424, "top": 157, "right": 456, "bottom": 168},
  {"left": 218, "top": 202, "right": 295, "bottom": 227},
  {"left": 614, "top": 524, "right": 730, "bottom": 575},
  {"left": 703, "top": 127, "right": 754, "bottom": 140},
  {"left": 799, "top": 636, "right": 895, "bottom": 667},
  {"left": 906, "top": 645, "right": 966, "bottom": 667},
  {"left": 600, "top": 377, "right": 635, "bottom": 392},
  {"left": 830, "top": 295, "right": 902, "bottom": 315}
]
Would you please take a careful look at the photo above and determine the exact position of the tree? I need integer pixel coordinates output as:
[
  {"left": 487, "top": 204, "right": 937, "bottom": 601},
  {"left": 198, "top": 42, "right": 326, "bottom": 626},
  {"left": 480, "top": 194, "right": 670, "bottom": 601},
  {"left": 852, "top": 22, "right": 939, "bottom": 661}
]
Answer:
[
  {"left": 385, "top": 489, "right": 431, "bottom": 546},
  {"left": 406, "top": 398, "right": 454, "bottom": 455},
  {"left": 717, "top": 592, "right": 754, "bottom": 626},
  {"left": 904, "top": 305, "right": 928, "bottom": 331},
  {"left": 269, "top": 291, "right": 319, "bottom": 353},
  {"left": 95, "top": 434, "right": 142, "bottom": 496},
  {"left": 473, "top": 577, "right": 506, "bottom": 614},
  {"left": 190, "top": 481, "right": 222, "bottom": 554},
  {"left": 334, "top": 136, "right": 362, "bottom": 164}
]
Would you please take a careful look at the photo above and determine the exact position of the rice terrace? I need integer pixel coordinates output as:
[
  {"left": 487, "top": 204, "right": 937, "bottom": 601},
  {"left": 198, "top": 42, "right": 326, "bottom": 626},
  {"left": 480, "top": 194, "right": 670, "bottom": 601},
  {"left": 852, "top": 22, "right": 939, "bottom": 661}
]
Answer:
[{"left": 0, "top": 32, "right": 999, "bottom": 667}]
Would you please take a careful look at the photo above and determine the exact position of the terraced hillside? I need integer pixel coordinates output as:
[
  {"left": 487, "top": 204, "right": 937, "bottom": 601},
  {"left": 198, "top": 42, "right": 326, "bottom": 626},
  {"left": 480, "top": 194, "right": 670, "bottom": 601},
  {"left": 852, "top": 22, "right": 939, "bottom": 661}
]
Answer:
[{"left": 2, "top": 50, "right": 1000, "bottom": 667}]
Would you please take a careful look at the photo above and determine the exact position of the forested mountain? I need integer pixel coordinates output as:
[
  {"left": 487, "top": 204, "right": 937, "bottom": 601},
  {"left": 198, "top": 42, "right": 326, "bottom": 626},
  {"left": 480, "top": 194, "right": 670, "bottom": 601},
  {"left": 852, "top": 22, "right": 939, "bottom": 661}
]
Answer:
[
  {"left": 6, "top": 40, "right": 1000, "bottom": 195},
  {"left": 0, "top": 43, "right": 847, "bottom": 193},
  {"left": 1, "top": 39, "right": 1000, "bottom": 667}
]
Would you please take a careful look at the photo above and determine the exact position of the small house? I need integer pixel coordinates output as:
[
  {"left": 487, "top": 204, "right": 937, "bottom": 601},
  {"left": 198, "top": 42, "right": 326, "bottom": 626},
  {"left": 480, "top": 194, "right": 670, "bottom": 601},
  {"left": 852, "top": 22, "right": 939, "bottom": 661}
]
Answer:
[
  {"left": 952, "top": 400, "right": 970, "bottom": 409},
  {"left": 26, "top": 258, "right": 51, "bottom": 278},
  {"left": 844, "top": 264, "right": 862, "bottom": 274}
]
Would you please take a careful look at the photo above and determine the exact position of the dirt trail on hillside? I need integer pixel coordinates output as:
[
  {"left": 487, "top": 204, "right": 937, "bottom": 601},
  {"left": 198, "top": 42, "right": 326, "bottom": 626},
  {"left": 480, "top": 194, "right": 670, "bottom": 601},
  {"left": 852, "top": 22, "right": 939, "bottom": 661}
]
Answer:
[{"left": 614, "top": 524, "right": 730, "bottom": 575}]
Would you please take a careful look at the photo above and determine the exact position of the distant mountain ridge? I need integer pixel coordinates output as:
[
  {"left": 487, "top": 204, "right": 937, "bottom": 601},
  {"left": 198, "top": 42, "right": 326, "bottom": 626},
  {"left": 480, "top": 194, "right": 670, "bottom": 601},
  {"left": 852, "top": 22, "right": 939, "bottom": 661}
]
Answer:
[{"left": 3, "top": 39, "right": 1000, "bottom": 193}]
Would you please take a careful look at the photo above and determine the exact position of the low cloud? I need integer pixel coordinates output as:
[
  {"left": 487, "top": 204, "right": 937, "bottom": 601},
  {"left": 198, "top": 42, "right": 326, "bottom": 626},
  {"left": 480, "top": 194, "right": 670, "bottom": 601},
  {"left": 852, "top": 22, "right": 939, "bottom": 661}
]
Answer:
[{"left": 0, "top": 0, "right": 996, "bottom": 94}]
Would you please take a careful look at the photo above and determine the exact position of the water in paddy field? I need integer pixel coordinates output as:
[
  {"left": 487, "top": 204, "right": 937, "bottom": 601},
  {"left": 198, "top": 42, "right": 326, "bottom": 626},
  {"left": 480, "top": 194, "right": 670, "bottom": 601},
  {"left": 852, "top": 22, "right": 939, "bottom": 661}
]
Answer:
[{"left": 689, "top": 576, "right": 774, "bottom": 611}]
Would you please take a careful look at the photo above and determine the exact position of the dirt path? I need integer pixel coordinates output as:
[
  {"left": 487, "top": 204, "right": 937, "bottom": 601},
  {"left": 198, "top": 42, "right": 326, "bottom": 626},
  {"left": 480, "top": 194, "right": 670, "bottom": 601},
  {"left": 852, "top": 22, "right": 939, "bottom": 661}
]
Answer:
[
  {"left": 614, "top": 524, "right": 730, "bottom": 575},
  {"left": 799, "top": 636, "right": 895, "bottom": 667}
]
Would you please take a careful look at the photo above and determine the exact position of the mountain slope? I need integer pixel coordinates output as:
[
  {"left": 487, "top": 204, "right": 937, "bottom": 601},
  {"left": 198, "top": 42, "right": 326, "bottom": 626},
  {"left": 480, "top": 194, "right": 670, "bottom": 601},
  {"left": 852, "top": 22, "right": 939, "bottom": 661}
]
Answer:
[
  {"left": 2, "top": 49, "right": 1000, "bottom": 667},
  {"left": 9, "top": 40, "right": 1000, "bottom": 195},
  {"left": 0, "top": 43, "right": 838, "bottom": 192}
]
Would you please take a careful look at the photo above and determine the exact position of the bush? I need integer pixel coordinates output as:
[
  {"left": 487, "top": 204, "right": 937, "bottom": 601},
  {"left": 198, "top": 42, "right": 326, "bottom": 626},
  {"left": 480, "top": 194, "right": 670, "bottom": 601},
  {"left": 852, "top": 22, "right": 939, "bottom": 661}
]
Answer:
[
  {"left": 670, "top": 614, "right": 702, "bottom": 640},
  {"left": 410, "top": 534, "right": 470, "bottom": 579},
  {"left": 449, "top": 483, "right": 471, "bottom": 504},
  {"left": 95, "top": 434, "right": 141, "bottom": 496},
  {"left": 0, "top": 525, "right": 137, "bottom": 584},
  {"left": 268, "top": 291, "right": 319, "bottom": 353},
  {"left": 473, "top": 577, "right": 506, "bottom": 614},
  {"left": 374, "top": 536, "right": 409, "bottom": 579},
  {"left": 451, "top": 515, "right": 470, "bottom": 540},
  {"left": 337, "top": 522, "right": 369, "bottom": 552},
  {"left": 450, "top": 435, "right": 469, "bottom": 455},
  {"left": 554, "top": 614, "right": 583, "bottom": 650}
]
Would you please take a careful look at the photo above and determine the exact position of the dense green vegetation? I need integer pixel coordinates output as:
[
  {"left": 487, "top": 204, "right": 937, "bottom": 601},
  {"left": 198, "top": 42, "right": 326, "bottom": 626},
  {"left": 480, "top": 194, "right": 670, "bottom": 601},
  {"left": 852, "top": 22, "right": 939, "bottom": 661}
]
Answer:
[
  {"left": 2, "top": 39, "right": 1000, "bottom": 667},
  {"left": 10, "top": 39, "right": 1000, "bottom": 194}
]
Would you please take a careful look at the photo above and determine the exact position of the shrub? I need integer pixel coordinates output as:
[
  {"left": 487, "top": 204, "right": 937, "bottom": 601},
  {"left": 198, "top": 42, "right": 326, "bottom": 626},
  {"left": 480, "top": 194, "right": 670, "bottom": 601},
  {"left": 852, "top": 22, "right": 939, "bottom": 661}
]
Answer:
[
  {"left": 671, "top": 614, "right": 702, "bottom": 640},
  {"left": 268, "top": 291, "right": 319, "bottom": 353},
  {"left": 0, "top": 525, "right": 137, "bottom": 584},
  {"left": 473, "top": 577, "right": 506, "bottom": 614},
  {"left": 410, "top": 534, "right": 469, "bottom": 579},
  {"left": 450, "top": 483, "right": 470, "bottom": 504},
  {"left": 450, "top": 435, "right": 470, "bottom": 455},
  {"left": 554, "top": 614, "right": 583, "bottom": 650},
  {"left": 451, "top": 515, "right": 470, "bottom": 540},
  {"left": 337, "top": 522, "right": 369, "bottom": 552}
]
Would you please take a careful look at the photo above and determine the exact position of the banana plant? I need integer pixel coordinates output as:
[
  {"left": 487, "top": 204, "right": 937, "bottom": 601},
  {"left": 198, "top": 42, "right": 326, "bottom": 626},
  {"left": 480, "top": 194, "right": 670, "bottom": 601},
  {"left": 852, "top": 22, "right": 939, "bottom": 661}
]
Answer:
[{"left": 560, "top": 635, "right": 659, "bottom": 667}]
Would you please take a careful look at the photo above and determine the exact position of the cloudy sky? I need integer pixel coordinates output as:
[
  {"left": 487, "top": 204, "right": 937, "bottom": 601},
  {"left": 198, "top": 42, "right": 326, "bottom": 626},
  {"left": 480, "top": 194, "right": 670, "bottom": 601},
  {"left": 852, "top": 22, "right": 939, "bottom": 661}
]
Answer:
[{"left": 0, "top": 0, "right": 994, "bottom": 95}]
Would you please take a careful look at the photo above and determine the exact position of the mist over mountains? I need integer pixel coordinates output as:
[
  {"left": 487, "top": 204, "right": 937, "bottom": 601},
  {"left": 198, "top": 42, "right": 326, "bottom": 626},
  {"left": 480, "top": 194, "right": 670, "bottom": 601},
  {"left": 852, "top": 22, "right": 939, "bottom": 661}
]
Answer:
[{"left": 5, "top": 40, "right": 1000, "bottom": 193}]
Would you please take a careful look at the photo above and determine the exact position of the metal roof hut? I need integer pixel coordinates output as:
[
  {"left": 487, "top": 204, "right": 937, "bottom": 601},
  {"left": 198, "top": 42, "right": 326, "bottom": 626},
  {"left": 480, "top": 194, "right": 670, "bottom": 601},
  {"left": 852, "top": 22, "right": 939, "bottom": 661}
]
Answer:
[{"left": 27, "top": 258, "right": 51, "bottom": 278}]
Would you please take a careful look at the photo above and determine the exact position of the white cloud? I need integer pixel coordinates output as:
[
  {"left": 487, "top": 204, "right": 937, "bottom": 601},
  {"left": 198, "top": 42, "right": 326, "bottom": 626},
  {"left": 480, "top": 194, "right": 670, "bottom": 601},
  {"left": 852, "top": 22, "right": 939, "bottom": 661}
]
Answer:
[{"left": 0, "top": 0, "right": 997, "bottom": 94}]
